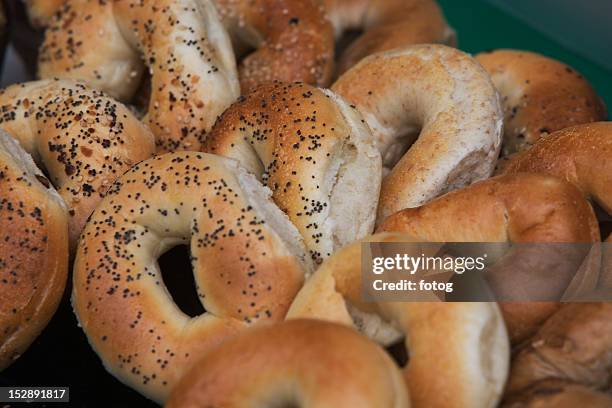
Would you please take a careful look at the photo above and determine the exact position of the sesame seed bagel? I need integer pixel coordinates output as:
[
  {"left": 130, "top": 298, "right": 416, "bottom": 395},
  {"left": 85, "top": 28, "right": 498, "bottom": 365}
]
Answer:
[
  {"left": 0, "top": 79, "right": 155, "bottom": 248},
  {"left": 73, "top": 151, "right": 309, "bottom": 403},
  {"left": 378, "top": 173, "right": 600, "bottom": 343},
  {"left": 38, "top": 0, "right": 240, "bottom": 152},
  {"left": 23, "top": 0, "right": 64, "bottom": 27},
  {"left": 332, "top": 44, "right": 503, "bottom": 223},
  {"left": 214, "top": 0, "right": 335, "bottom": 93},
  {"left": 504, "top": 303, "right": 612, "bottom": 407},
  {"left": 503, "top": 122, "right": 612, "bottom": 215},
  {"left": 0, "top": 130, "right": 69, "bottom": 371},
  {"left": 204, "top": 82, "right": 382, "bottom": 265},
  {"left": 166, "top": 319, "right": 410, "bottom": 408},
  {"left": 476, "top": 50, "right": 607, "bottom": 159},
  {"left": 324, "top": 0, "right": 455, "bottom": 75},
  {"left": 287, "top": 232, "right": 509, "bottom": 408}
]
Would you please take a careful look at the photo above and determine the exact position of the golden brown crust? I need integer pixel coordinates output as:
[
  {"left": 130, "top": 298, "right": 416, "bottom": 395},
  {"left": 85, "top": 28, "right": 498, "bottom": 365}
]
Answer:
[
  {"left": 23, "top": 0, "right": 64, "bottom": 27},
  {"left": 215, "top": 0, "right": 335, "bottom": 93},
  {"left": 0, "top": 79, "right": 155, "bottom": 247},
  {"left": 379, "top": 173, "right": 599, "bottom": 243},
  {"left": 505, "top": 304, "right": 612, "bottom": 405},
  {"left": 378, "top": 173, "right": 600, "bottom": 342},
  {"left": 205, "top": 82, "right": 381, "bottom": 265},
  {"left": 166, "top": 319, "right": 409, "bottom": 408},
  {"left": 73, "top": 152, "right": 307, "bottom": 402},
  {"left": 38, "top": 0, "right": 240, "bottom": 152},
  {"left": 0, "top": 131, "right": 69, "bottom": 371},
  {"left": 324, "top": 0, "right": 455, "bottom": 75},
  {"left": 476, "top": 50, "right": 607, "bottom": 157},
  {"left": 332, "top": 45, "right": 503, "bottom": 223},
  {"left": 287, "top": 233, "right": 509, "bottom": 408},
  {"left": 503, "top": 122, "right": 612, "bottom": 214}
]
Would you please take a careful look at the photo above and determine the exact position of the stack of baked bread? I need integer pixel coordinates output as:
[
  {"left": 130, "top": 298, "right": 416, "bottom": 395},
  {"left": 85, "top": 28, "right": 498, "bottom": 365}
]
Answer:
[{"left": 0, "top": 1, "right": 610, "bottom": 407}]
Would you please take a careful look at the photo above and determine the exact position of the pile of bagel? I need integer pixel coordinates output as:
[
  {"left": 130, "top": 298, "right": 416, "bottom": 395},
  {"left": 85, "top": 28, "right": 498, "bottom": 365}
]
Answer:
[{"left": 0, "top": 0, "right": 610, "bottom": 407}]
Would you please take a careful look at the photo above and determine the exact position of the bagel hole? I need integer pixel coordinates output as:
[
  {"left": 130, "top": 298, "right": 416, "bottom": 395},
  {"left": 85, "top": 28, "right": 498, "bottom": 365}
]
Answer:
[
  {"left": 382, "top": 129, "right": 421, "bottom": 173},
  {"left": 225, "top": 28, "right": 262, "bottom": 67},
  {"left": 269, "top": 400, "right": 299, "bottom": 408},
  {"left": 234, "top": 43, "right": 257, "bottom": 65},
  {"left": 335, "top": 29, "right": 363, "bottom": 59},
  {"left": 158, "top": 244, "right": 205, "bottom": 317},
  {"left": 386, "top": 340, "right": 409, "bottom": 368},
  {"left": 130, "top": 72, "right": 152, "bottom": 119},
  {"left": 593, "top": 202, "right": 612, "bottom": 240}
]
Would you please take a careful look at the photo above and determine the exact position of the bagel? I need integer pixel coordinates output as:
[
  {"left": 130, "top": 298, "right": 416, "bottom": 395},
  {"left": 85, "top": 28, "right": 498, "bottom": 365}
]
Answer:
[
  {"left": 0, "top": 130, "right": 69, "bottom": 371},
  {"left": 0, "top": 79, "right": 155, "bottom": 247},
  {"left": 332, "top": 44, "right": 503, "bottom": 223},
  {"left": 23, "top": 0, "right": 64, "bottom": 27},
  {"left": 476, "top": 50, "right": 607, "bottom": 158},
  {"left": 204, "top": 81, "right": 381, "bottom": 265},
  {"left": 324, "top": 0, "right": 455, "bottom": 75},
  {"left": 287, "top": 232, "right": 509, "bottom": 408},
  {"left": 214, "top": 0, "right": 334, "bottom": 93},
  {"left": 166, "top": 319, "right": 409, "bottom": 407},
  {"left": 38, "top": 0, "right": 240, "bottom": 152},
  {"left": 503, "top": 122, "right": 612, "bottom": 215},
  {"left": 503, "top": 123, "right": 612, "bottom": 288},
  {"left": 504, "top": 303, "right": 612, "bottom": 406},
  {"left": 503, "top": 380, "right": 612, "bottom": 408},
  {"left": 73, "top": 151, "right": 309, "bottom": 402},
  {"left": 378, "top": 173, "right": 600, "bottom": 343}
]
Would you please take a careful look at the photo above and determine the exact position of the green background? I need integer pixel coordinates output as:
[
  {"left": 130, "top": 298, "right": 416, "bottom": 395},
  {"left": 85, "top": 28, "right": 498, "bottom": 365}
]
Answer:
[{"left": 438, "top": 0, "right": 612, "bottom": 117}]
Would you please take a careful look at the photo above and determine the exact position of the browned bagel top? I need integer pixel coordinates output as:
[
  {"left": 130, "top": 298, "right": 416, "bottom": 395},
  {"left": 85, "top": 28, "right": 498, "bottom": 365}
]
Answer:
[
  {"left": 166, "top": 320, "right": 409, "bottom": 408},
  {"left": 38, "top": 0, "right": 240, "bottom": 152},
  {"left": 0, "top": 79, "right": 155, "bottom": 247},
  {"left": 503, "top": 122, "right": 612, "bottom": 214},
  {"left": 476, "top": 49, "right": 607, "bottom": 157},
  {"left": 205, "top": 81, "right": 381, "bottom": 265},
  {"left": 215, "top": 0, "right": 335, "bottom": 92},
  {"left": 325, "top": 0, "right": 455, "bottom": 75},
  {"left": 0, "top": 130, "right": 69, "bottom": 371},
  {"left": 378, "top": 173, "right": 599, "bottom": 244}
]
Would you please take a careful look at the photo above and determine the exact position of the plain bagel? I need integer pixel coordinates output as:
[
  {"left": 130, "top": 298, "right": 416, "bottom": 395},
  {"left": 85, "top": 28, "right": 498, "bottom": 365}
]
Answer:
[
  {"left": 504, "top": 303, "right": 612, "bottom": 406},
  {"left": 503, "top": 123, "right": 612, "bottom": 291},
  {"left": 476, "top": 49, "right": 607, "bottom": 159},
  {"left": 214, "top": 0, "right": 335, "bottom": 92},
  {"left": 0, "top": 130, "right": 69, "bottom": 370},
  {"left": 503, "top": 380, "right": 612, "bottom": 408},
  {"left": 204, "top": 82, "right": 382, "bottom": 265},
  {"left": 378, "top": 173, "right": 600, "bottom": 343},
  {"left": 73, "top": 152, "right": 310, "bottom": 403},
  {"left": 287, "top": 232, "right": 509, "bottom": 408},
  {"left": 332, "top": 44, "right": 503, "bottom": 223},
  {"left": 38, "top": 0, "right": 240, "bottom": 152},
  {"left": 166, "top": 319, "right": 410, "bottom": 408},
  {"left": 0, "top": 79, "right": 155, "bottom": 247},
  {"left": 503, "top": 122, "right": 612, "bottom": 215},
  {"left": 324, "top": 0, "right": 455, "bottom": 75}
]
